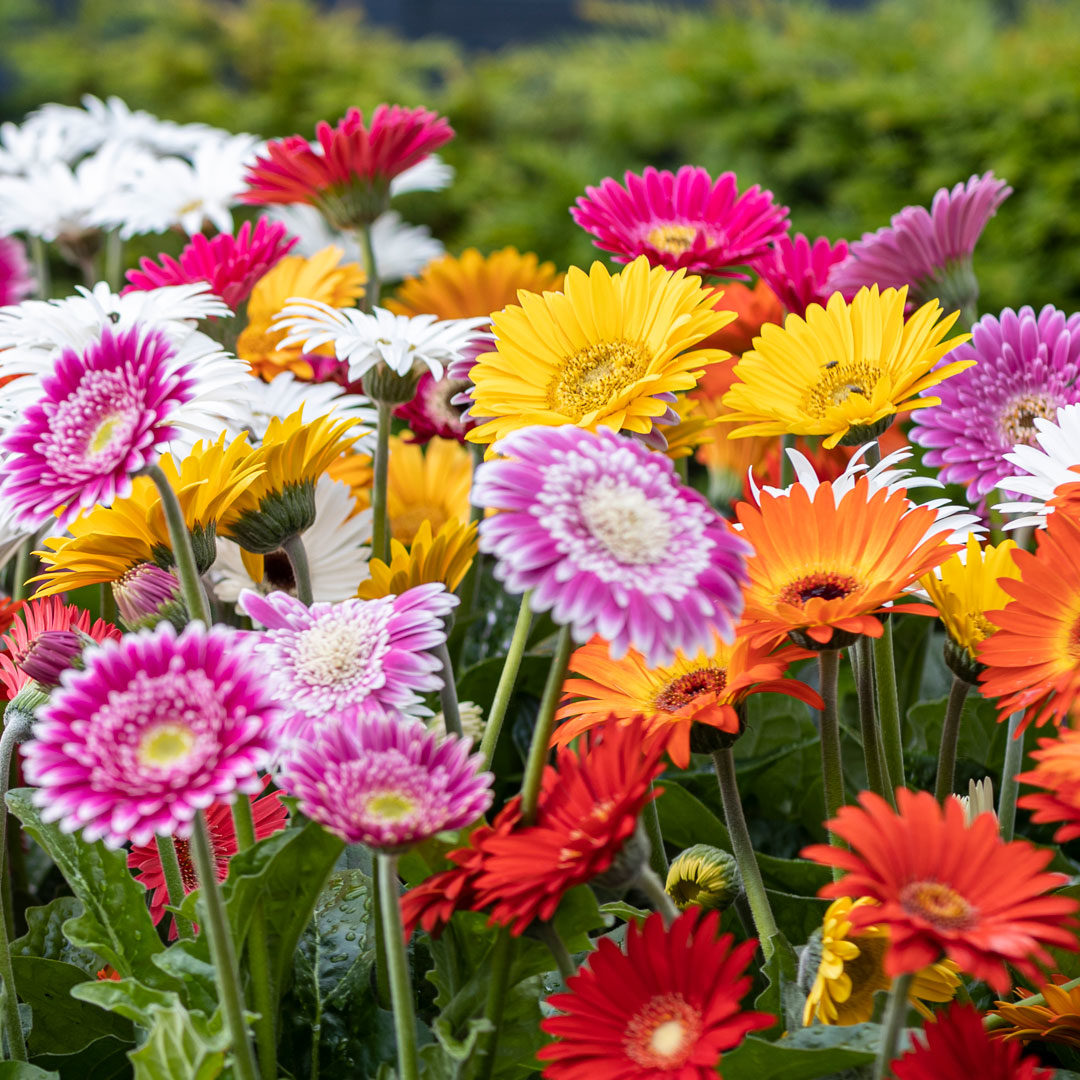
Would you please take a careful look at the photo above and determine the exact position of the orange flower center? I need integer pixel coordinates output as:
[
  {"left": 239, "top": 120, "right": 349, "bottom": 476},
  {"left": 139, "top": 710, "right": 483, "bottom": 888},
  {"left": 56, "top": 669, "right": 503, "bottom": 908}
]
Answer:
[
  {"left": 1000, "top": 393, "right": 1056, "bottom": 447},
  {"left": 547, "top": 339, "right": 649, "bottom": 420},
  {"left": 623, "top": 991, "right": 703, "bottom": 1069},
  {"left": 646, "top": 224, "right": 700, "bottom": 255},
  {"left": 654, "top": 667, "right": 728, "bottom": 711},
  {"left": 899, "top": 881, "right": 977, "bottom": 931},
  {"left": 778, "top": 571, "right": 859, "bottom": 607}
]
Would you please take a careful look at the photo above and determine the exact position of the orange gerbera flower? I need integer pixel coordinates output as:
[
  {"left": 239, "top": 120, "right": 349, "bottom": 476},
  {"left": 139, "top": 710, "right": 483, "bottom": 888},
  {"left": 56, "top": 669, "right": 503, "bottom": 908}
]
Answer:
[
  {"left": 802, "top": 789, "right": 1078, "bottom": 993},
  {"left": 735, "top": 478, "right": 958, "bottom": 650},
  {"left": 979, "top": 510, "right": 1080, "bottom": 729},
  {"left": 990, "top": 977, "right": 1080, "bottom": 1051},
  {"left": 1017, "top": 729, "right": 1080, "bottom": 842},
  {"left": 696, "top": 278, "right": 783, "bottom": 368},
  {"left": 553, "top": 633, "right": 821, "bottom": 767}
]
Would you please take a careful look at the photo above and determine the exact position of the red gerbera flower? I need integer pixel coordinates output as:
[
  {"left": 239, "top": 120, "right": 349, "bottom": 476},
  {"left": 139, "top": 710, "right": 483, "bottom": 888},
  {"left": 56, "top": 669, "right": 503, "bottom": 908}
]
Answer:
[
  {"left": 891, "top": 1002, "right": 1053, "bottom": 1080},
  {"left": 802, "top": 789, "right": 1078, "bottom": 992},
  {"left": 241, "top": 105, "right": 453, "bottom": 229},
  {"left": 1017, "top": 728, "right": 1080, "bottom": 842},
  {"left": 537, "top": 909, "right": 772, "bottom": 1080},
  {"left": 0, "top": 596, "right": 118, "bottom": 699},
  {"left": 124, "top": 218, "right": 297, "bottom": 311},
  {"left": 128, "top": 779, "right": 288, "bottom": 937}
]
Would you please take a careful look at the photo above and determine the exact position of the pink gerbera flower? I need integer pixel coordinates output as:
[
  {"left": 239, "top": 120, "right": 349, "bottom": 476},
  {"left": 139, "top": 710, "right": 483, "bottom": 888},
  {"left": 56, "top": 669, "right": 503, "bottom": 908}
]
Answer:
[
  {"left": 241, "top": 105, "right": 453, "bottom": 229},
  {"left": 279, "top": 703, "right": 492, "bottom": 850},
  {"left": 0, "top": 234, "right": 33, "bottom": 306},
  {"left": 22, "top": 622, "right": 277, "bottom": 848},
  {"left": 395, "top": 370, "right": 474, "bottom": 443},
  {"left": 124, "top": 218, "right": 298, "bottom": 311},
  {"left": 471, "top": 425, "right": 750, "bottom": 666},
  {"left": 571, "top": 166, "right": 789, "bottom": 279},
  {"left": 752, "top": 233, "right": 849, "bottom": 318}
]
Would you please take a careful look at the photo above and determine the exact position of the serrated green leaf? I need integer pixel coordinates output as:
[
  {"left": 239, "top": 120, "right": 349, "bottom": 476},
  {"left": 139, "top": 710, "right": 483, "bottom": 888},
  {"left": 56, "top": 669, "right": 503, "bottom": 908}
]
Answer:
[
  {"left": 720, "top": 1023, "right": 880, "bottom": 1079},
  {"left": 128, "top": 1002, "right": 227, "bottom": 1080},
  {"left": 753, "top": 933, "right": 804, "bottom": 1038},
  {"left": 70, "top": 978, "right": 182, "bottom": 1030},
  {"left": 11, "top": 898, "right": 100, "bottom": 975}
]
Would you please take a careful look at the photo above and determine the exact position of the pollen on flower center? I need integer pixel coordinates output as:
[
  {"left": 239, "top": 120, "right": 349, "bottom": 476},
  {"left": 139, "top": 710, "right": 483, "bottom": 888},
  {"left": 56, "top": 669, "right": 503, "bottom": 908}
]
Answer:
[
  {"left": 623, "top": 991, "right": 702, "bottom": 1068},
  {"left": 366, "top": 791, "right": 417, "bottom": 821},
  {"left": 900, "top": 880, "right": 977, "bottom": 931},
  {"left": 546, "top": 339, "right": 650, "bottom": 420},
  {"left": 295, "top": 616, "right": 387, "bottom": 688},
  {"left": 779, "top": 571, "right": 859, "bottom": 607},
  {"left": 580, "top": 479, "right": 672, "bottom": 565},
  {"left": 646, "top": 223, "right": 701, "bottom": 255},
  {"left": 804, "top": 360, "right": 883, "bottom": 418},
  {"left": 89, "top": 415, "right": 122, "bottom": 454},
  {"left": 138, "top": 722, "right": 196, "bottom": 767},
  {"left": 654, "top": 667, "right": 728, "bottom": 711},
  {"left": 1000, "top": 393, "right": 1056, "bottom": 447}
]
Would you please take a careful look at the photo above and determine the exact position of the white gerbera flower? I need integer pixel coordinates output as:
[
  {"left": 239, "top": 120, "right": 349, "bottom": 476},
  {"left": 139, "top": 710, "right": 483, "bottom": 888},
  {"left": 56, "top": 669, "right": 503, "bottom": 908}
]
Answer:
[
  {"left": 389, "top": 154, "right": 455, "bottom": 196},
  {"left": 996, "top": 403, "right": 1080, "bottom": 528}
]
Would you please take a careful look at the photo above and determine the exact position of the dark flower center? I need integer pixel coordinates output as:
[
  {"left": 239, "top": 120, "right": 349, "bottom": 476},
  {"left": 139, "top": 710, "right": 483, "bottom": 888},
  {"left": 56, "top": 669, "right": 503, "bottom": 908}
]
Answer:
[
  {"left": 779, "top": 572, "right": 859, "bottom": 607},
  {"left": 654, "top": 668, "right": 728, "bottom": 711}
]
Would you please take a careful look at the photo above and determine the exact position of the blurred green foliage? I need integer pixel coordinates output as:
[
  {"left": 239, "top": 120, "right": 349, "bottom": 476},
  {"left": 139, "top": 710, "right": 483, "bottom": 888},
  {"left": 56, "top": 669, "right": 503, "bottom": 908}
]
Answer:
[{"left": 2, "top": 0, "right": 1079, "bottom": 311}]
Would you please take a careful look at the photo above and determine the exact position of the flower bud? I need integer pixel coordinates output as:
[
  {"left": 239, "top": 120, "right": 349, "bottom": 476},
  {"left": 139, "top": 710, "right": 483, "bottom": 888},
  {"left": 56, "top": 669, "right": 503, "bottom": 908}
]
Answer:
[
  {"left": 113, "top": 563, "right": 186, "bottom": 631},
  {"left": 19, "top": 630, "right": 84, "bottom": 689},
  {"left": 665, "top": 844, "right": 741, "bottom": 912}
]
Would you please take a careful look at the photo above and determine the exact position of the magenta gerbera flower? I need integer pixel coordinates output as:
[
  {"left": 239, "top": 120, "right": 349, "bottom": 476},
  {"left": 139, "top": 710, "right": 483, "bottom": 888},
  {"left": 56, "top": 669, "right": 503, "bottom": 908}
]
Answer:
[
  {"left": 241, "top": 105, "right": 453, "bottom": 229},
  {"left": 237, "top": 584, "right": 457, "bottom": 724},
  {"left": 472, "top": 425, "right": 750, "bottom": 666},
  {"left": 395, "top": 370, "right": 474, "bottom": 443},
  {"left": 22, "top": 622, "right": 277, "bottom": 848},
  {"left": 752, "top": 232, "right": 848, "bottom": 318},
  {"left": 124, "top": 218, "right": 298, "bottom": 310},
  {"left": 910, "top": 305, "right": 1080, "bottom": 503},
  {"left": 0, "top": 234, "right": 33, "bottom": 306},
  {"left": 828, "top": 171, "right": 1012, "bottom": 315},
  {"left": 571, "top": 166, "right": 789, "bottom": 279},
  {"left": 0, "top": 325, "right": 200, "bottom": 526},
  {"left": 278, "top": 703, "right": 493, "bottom": 849}
]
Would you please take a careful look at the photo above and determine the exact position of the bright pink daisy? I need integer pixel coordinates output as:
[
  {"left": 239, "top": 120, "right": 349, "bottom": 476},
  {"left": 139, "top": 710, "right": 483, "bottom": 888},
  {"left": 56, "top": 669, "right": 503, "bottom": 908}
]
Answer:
[
  {"left": 571, "top": 165, "right": 789, "bottom": 279},
  {"left": 22, "top": 622, "right": 278, "bottom": 848},
  {"left": 471, "top": 425, "right": 750, "bottom": 666},
  {"left": 124, "top": 218, "right": 298, "bottom": 311},
  {"left": 0, "top": 325, "right": 199, "bottom": 526},
  {"left": 752, "top": 232, "right": 849, "bottom": 318},
  {"left": 241, "top": 105, "right": 453, "bottom": 229},
  {"left": 395, "top": 370, "right": 473, "bottom": 443},
  {"left": 279, "top": 703, "right": 492, "bottom": 850},
  {"left": 0, "top": 234, "right": 33, "bottom": 306}
]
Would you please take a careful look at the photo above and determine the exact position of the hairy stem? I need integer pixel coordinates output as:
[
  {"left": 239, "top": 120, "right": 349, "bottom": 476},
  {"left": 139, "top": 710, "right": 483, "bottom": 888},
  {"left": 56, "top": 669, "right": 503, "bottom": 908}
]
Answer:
[
  {"left": 934, "top": 676, "right": 971, "bottom": 803},
  {"left": 479, "top": 591, "right": 533, "bottom": 769},
  {"left": 153, "top": 835, "right": 195, "bottom": 941},
  {"left": 370, "top": 401, "right": 393, "bottom": 564},
  {"left": 377, "top": 852, "right": 418, "bottom": 1080},
  {"left": 874, "top": 618, "right": 905, "bottom": 791},
  {"left": 282, "top": 533, "right": 313, "bottom": 606},
  {"left": 147, "top": 464, "right": 211, "bottom": 625},
  {"left": 520, "top": 624, "right": 573, "bottom": 825},
  {"left": 997, "top": 710, "right": 1026, "bottom": 841}
]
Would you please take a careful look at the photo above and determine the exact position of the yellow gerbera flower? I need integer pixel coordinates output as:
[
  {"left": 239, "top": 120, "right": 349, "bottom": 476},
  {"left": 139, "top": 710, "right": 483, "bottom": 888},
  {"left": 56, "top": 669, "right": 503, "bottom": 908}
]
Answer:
[
  {"left": 466, "top": 256, "right": 732, "bottom": 446},
  {"left": 357, "top": 518, "right": 478, "bottom": 599},
  {"left": 990, "top": 978, "right": 1080, "bottom": 1050},
  {"left": 385, "top": 435, "right": 471, "bottom": 545},
  {"left": 32, "top": 433, "right": 265, "bottom": 595},
  {"left": 804, "top": 896, "right": 960, "bottom": 1026},
  {"left": 658, "top": 395, "right": 721, "bottom": 460},
  {"left": 386, "top": 246, "right": 564, "bottom": 320},
  {"left": 327, "top": 450, "right": 374, "bottom": 511},
  {"left": 721, "top": 285, "right": 971, "bottom": 448},
  {"left": 237, "top": 246, "right": 366, "bottom": 380}
]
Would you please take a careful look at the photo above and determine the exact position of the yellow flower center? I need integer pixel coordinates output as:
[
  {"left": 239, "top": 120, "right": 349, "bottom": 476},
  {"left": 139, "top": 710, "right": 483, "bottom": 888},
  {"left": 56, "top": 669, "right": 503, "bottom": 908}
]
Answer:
[
  {"left": 580, "top": 479, "right": 671, "bottom": 564},
  {"left": 138, "top": 723, "right": 196, "bottom": 768},
  {"left": 646, "top": 224, "right": 700, "bottom": 255},
  {"left": 968, "top": 612, "right": 997, "bottom": 645},
  {"left": 176, "top": 197, "right": 204, "bottom": 216},
  {"left": 366, "top": 792, "right": 417, "bottom": 821},
  {"left": 779, "top": 571, "right": 859, "bottom": 607},
  {"left": 546, "top": 339, "right": 649, "bottom": 420},
  {"left": 654, "top": 667, "right": 728, "bottom": 712},
  {"left": 90, "top": 416, "right": 121, "bottom": 454},
  {"left": 624, "top": 992, "right": 702, "bottom": 1068},
  {"left": 900, "top": 880, "right": 976, "bottom": 931},
  {"left": 804, "top": 360, "right": 883, "bottom": 418},
  {"left": 1000, "top": 394, "right": 1056, "bottom": 447}
]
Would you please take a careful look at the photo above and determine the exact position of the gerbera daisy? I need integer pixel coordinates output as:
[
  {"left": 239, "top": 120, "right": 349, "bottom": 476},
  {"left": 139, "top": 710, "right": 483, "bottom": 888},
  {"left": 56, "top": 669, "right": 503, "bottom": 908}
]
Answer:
[
  {"left": 911, "top": 306, "right": 1080, "bottom": 504},
  {"left": 572, "top": 165, "right": 789, "bottom": 279},
  {"left": 695, "top": 278, "right": 783, "bottom": 363},
  {"left": 538, "top": 909, "right": 773, "bottom": 1080},
  {"left": 112, "top": 563, "right": 184, "bottom": 631},
  {"left": 721, "top": 285, "right": 970, "bottom": 448},
  {"left": 996, "top": 403, "right": 1080, "bottom": 528},
  {"left": 978, "top": 510, "right": 1080, "bottom": 728},
  {"left": 237, "top": 583, "right": 456, "bottom": 725},
  {"left": 472, "top": 425, "right": 749, "bottom": 666},
  {"left": 383, "top": 435, "right": 471, "bottom": 544},
  {"left": 802, "top": 788, "right": 1078, "bottom": 992},
  {"left": 0, "top": 233, "right": 33, "bottom": 305},
  {"left": 128, "top": 779, "right": 288, "bottom": 934},
  {"left": 277, "top": 704, "right": 492, "bottom": 849},
  {"left": 22, "top": 622, "right": 277, "bottom": 848},
  {"left": 1016, "top": 729, "right": 1080, "bottom": 842},
  {"left": 357, "top": 518, "right": 477, "bottom": 600},
  {"left": 464, "top": 257, "right": 729, "bottom": 447},
  {"left": 124, "top": 218, "right": 298, "bottom": 311},
  {"left": 801, "top": 896, "right": 960, "bottom": 1027},
  {"left": 665, "top": 845, "right": 741, "bottom": 912},
  {"left": 892, "top": 1002, "right": 1053, "bottom": 1080},
  {"left": 655, "top": 395, "right": 721, "bottom": 461},
  {"left": 735, "top": 477, "right": 959, "bottom": 650},
  {"left": 394, "top": 370, "right": 475, "bottom": 443},
  {"left": 554, "top": 633, "right": 820, "bottom": 768},
  {"left": 990, "top": 978, "right": 1080, "bottom": 1051},
  {"left": 752, "top": 233, "right": 849, "bottom": 319},
  {"left": 241, "top": 105, "right": 453, "bottom": 229}
]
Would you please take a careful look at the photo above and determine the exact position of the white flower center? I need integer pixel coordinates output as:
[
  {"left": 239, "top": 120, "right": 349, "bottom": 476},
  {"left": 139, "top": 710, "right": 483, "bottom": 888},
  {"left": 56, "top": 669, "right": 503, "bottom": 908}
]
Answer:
[
  {"left": 294, "top": 613, "right": 388, "bottom": 688},
  {"left": 579, "top": 478, "right": 671, "bottom": 565},
  {"left": 650, "top": 1019, "right": 688, "bottom": 1058}
]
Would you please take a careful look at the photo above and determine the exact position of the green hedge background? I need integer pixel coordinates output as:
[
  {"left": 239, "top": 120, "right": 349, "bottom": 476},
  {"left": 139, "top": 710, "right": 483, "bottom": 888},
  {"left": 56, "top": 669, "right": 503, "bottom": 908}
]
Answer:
[{"left": 2, "top": 0, "right": 1078, "bottom": 313}]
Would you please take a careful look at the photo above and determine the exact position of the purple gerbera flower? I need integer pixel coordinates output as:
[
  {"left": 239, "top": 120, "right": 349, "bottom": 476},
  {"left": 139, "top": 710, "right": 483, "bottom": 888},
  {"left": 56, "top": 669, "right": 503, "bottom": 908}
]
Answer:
[
  {"left": 22, "top": 622, "right": 277, "bottom": 848},
  {"left": 0, "top": 234, "right": 33, "bottom": 306},
  {"left": 910, "top": 305, "right": 1080, "bottom": 504},
  {"left": 752, "top": 233, "right": 848, "bottom": 318},
  {"left": 0, "top": 325, "right": 198, "bottom": 526},
  {"left": 472, "top": 425, "right": 750, "bottom": 666},
  {"left": 238, "top": 584, "right": 457, "bottom": 725},
  {"left": 278, "top": 703, "right": 493, "bottom": 849}
]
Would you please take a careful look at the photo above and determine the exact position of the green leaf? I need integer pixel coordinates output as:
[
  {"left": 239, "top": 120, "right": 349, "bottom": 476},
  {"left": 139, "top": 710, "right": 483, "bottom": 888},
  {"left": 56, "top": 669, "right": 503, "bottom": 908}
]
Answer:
[
  {"left": 597, "top": 900, "right": 649, "bottom": 925},
  {"left": 128, "top": 1002, "right": 227, "bottom": 1080},
  {"left": 720, "top": 1023, "right": 880, "bottom": 1079},
  {"left": 12, "top": 898, "right": 101, "bottom": 975},
  {"left": 71, "top": 978, "right": 183, "bottom": 1030},
  {"left": 753, "top": 934, "right": 804, "bottom": 1038},
  {"left": 0, "top": 1065, "right": 60, "bottom": 1079},
  {"left": 31, "top": 1034, "right": 133, "bottom": 1080},
  {"left": 5, "top": 790, "right": 175, "bottom": 991}
]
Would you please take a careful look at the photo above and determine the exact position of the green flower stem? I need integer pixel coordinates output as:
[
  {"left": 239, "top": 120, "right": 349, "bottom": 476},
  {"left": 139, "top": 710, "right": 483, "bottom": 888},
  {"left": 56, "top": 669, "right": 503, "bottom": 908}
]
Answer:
[
  {"left": 377, "top": 852, "right": 419, "bottom": 1080},
  {"left": 371, "top": 869, "right": 391, "bottom": 1009},
  {"left": 476, "top": 929, "right": 514, "bottom": 1080},
  {"left": 104, "top": 230, "right": 124, "bottom": 293},
  {"left": 29, "top": 237, "right": 50, "bottom": 299},
  {"left": 874, "top": 618, "right": 905, "bottom": 791},
  {"left": 874, "top": 972, "right": 913, "bottom": 1080},
  {"left": 11, "top": 540, "right": 31, "bottom": 603},
  {"left": 934, "top": 676, "right": 972, "bottom": 803},
  {"left": 231, "top": 798, "right": 277, "bottom": 1080},
  {"left": 479, "top": 591, "right": 533, "bottom": 770},
  {"left": 0, "top": 721, "right": 28, "bottom": 1062},
  {"left": 534, "top": 921, "right": 576, "bottom": 981},
  {"left": 985, "top": 975, "right": 1080, "bottom": 1030},
  {"left": 636, "top": 865, "right": 679, "bottom": 926},
  {"left": 153, "top": 836, "right": 195, "bottom": 942},
  {"left": 520, "top": 624, "right": 573, "bottom": 825},
  {"left": 371, "top": 401, "right": 393, "bottom": 564},
  {"left": 101, "top": 580, "right": 118, "bottom": 627},
  {"left": 854, "top": 635, "right": 893, "bottom": 808},
  {"left": 642, "top": 785, "right": 668, "bottom": 879},
  {"left": 454, "top": 446, "right": 487, "bottom": 642},
  {"left": 433, "top": 638, "right": 463, "bottom": 738},
  {"left": 147, "top": 464, "right": 212, "bottom": 625},
  {"left": 779, "top": 433, "right": 795, "bottom": 487},
  {"left": 817, "top": 649, "right": 845, "bottom": 868},
  {"left": 191, "top": 810, "right": 259, "bottom": 1080},
  {"left": 282, "top": 533, "right": 313, "bottom": 606},
  {"left": 997, "top": 710, "right": 1026, "bottom": 841},
  {"left": 711, "top": 747, "right": 781, "bottom": 960},
  {"left": 358, "top": 223, "right": 380, "bottom": 311}
]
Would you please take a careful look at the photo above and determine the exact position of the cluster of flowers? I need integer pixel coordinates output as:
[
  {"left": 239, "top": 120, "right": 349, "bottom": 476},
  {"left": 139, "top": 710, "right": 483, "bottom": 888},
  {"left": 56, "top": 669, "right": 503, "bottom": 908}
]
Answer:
[{"left": 0, "top": 91, "right": 1079, "bottom": 1080}]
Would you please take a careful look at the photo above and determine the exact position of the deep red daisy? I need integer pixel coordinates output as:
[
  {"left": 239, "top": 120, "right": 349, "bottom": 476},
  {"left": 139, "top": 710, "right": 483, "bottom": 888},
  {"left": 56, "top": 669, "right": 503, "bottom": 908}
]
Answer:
[
  {"left": 538, "top": 909, "right": 772, "bottom": 1080},
  {"left": 891, "top": 1002, "right": 1053, "bottom": 1080},
  {"left": 802, "top": 789, "right": 1078, "bottom": 993}
]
